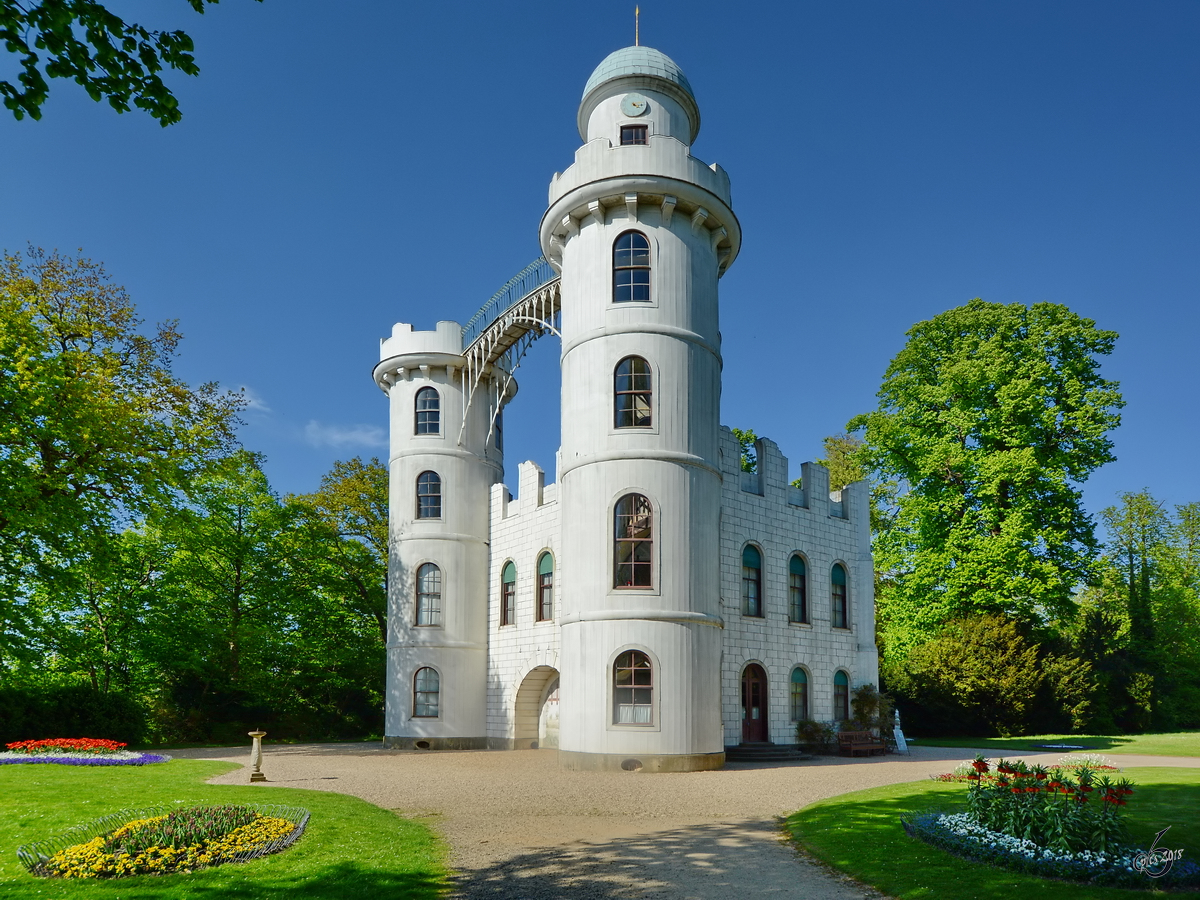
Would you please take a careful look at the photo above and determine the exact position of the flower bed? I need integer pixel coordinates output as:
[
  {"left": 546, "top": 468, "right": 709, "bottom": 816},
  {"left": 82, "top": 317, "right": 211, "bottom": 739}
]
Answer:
[
  {"left": 907, "top": 755, "right": 1200, "bottom": 889},
  {"left": 2, "top": 738, "right": 169, "bottom": 766},
  {"left": 931, "top": 754, "right": 1120, "bottom": 783},
  {"left": 903, "top": 811, "right": 1200, "bottom": 888},
  {"left": 17, "top": 803, "right": 310, "bottom": 878}
]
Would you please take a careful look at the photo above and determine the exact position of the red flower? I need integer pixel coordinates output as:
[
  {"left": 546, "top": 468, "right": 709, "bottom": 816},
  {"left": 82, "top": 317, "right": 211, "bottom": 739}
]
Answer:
[
  {"left": 1035, "top": 772, "right": 1047, "bottom": 780},
  {"left": 972, "top": 760, "right": 989, "bottom": 773},
  {"left": 4, "top": 738, "right": 126, "bottom": 754},
  {"left": 1011, "top": 787, "right": 1022, "bottom": 794}
]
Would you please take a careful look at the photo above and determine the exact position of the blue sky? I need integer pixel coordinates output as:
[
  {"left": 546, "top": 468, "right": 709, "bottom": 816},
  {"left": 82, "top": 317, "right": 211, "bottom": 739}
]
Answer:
[{"left": 2, "top": 1, "right": 1197, "bottom": 525}]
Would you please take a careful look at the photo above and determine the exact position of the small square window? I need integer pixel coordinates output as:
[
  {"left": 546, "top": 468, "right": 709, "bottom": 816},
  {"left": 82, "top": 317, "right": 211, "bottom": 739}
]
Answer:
[{"left": 620, "top": 125, "right": 648, "bottom": 146}]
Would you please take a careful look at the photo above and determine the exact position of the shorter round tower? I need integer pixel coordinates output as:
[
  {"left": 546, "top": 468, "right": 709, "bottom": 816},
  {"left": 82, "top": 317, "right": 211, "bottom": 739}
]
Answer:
[{"left": 373, "top": 321, "right": 511, "bottom": 749}]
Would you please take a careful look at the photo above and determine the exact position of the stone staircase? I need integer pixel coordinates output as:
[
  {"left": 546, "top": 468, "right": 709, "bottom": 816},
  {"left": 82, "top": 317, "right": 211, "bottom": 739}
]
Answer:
[{"left": 724, "top": 742, "right": 813, "bottom": 763}]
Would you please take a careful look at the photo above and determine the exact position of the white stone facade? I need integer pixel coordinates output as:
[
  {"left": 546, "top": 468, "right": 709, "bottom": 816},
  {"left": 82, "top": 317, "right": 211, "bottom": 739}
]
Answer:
[{"left": 372, "top": 46, "right": 878, "bottom": 770}]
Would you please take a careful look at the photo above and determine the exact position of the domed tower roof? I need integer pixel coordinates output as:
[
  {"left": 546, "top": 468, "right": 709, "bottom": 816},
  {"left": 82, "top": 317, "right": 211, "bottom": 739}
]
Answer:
[{"left": 578, "top": 46, "right": 700, "bottom": 143}]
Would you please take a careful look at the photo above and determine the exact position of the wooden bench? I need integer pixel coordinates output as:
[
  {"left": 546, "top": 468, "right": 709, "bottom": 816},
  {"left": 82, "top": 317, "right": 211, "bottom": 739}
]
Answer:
[{"left": 838, "top": 731, "right": 886, "bottom": 757}]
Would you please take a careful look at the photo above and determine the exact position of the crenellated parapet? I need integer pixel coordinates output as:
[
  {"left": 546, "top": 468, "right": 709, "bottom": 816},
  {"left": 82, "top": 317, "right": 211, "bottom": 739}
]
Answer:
[
  {"left": 717, "top": 426, "right": 869, "bottom": 524},
  {"left": 541, "top": 134, "right": 738, "bottom": 275}
]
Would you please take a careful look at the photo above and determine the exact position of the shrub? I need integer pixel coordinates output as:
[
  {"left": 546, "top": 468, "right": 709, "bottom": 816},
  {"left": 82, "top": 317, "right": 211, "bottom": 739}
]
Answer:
[
  {"left": 0, "top": 685, "right": 146, "bottom": 744},
  {"left": 849, "top": 683, "right": 895, "bottom": 738},
  {"left": 885, "top": 614, "right": 1043, "bottom": 736},
  {"left": 795, "top": 719, "right": 837, "bottom": 752}
]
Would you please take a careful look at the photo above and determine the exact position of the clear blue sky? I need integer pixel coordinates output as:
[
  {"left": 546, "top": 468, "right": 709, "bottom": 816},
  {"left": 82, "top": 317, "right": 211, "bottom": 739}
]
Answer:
[{"left": 3, "top": 0, "right": 1197, "bottom": 526}]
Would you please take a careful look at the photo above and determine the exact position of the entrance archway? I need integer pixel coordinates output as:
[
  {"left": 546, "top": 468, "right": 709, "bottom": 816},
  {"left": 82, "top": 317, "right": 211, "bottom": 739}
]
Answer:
[
  {"left": 514, "top": 665, "right": 559, "bottom": 749},
  {"left": 741, "top": 663, "right": 768, "bottom": 743}
]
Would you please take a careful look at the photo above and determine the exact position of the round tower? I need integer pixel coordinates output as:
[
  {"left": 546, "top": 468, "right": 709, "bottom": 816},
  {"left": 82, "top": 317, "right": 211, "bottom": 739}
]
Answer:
[
  {"left": 541, "top": 47, "right": 741, "bottom": 771},
  {"left": 372, "top": 321, "right": 510, "bottom": 749}
]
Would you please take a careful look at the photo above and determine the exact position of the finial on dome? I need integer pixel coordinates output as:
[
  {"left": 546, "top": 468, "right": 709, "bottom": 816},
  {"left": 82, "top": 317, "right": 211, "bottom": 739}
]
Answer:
[{"left": 635, "top": 6, "right": 640, "bottom": 46}]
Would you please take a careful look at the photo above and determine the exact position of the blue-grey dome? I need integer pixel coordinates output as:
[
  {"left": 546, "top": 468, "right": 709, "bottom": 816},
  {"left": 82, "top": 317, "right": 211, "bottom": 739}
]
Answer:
[
  {"left": 582, "top": 46, "right": 694, "bottom": 100},
  {"left": 577, "top": 45, "right": 700, "bottom": 143}
]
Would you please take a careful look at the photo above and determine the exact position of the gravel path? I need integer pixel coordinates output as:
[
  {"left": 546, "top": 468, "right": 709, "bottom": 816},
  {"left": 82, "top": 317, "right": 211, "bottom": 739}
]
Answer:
[{"left": 172, "top": 743, "right": 1198, "bottom": 899}]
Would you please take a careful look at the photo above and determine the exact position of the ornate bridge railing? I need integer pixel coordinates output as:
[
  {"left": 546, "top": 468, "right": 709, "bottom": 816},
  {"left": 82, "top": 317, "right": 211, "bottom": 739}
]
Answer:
[
  {"left": 457, "top": 257, "right": 562, "bottom": 446},
  {"left": 461, "top": 257, "right": 557, "bottom": 348}
]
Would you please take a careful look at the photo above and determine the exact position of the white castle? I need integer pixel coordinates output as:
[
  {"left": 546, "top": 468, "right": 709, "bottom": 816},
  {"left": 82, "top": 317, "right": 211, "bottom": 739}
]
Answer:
[{"left": 373, "top": 46, "right": 879, "bottom": 771}]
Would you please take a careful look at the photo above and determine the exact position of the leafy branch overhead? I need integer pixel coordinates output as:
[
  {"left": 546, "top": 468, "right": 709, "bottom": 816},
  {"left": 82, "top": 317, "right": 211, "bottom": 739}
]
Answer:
[{"left": 0, "top": 0, "right": 260, "bottom": 125}]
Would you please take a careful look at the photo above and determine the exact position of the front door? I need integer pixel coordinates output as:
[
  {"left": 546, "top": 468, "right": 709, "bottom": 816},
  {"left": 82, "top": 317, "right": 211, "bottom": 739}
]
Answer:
[{"left": 741, "top": 664, "right": 768, "bottom": 743}]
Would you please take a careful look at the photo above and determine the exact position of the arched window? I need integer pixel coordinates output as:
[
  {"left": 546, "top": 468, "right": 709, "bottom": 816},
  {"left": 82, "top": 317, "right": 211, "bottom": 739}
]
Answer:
[
  {"left": 536, "top": 552, "right": 554, "bottom": 622},
  {"left": 613, "top": 650, "right": 653, "bottom": 724},
  {"left": 416, "top": 471, "right": 441, "bottom": 519},
  {"left": 790, "top": 668, "right": 809, "bottom": 721},
  {"left": 614, "top": 356, "right": 652, "bottom": 428},
  {"left": 833, "top": 670, "right": 850, "bottom": 721},
  {"left": 742, "top": 544, "right": 763, "bottom": 617},
  {"left": 413, "top": 667, "right": 440, "bottom": 718},
  {"left": 500, "top": 561, "right": 516, "bottom": 626},
  {"left": 415, "top": 563, "right": 441, "bottom": 626},
  {"left": 789, "top": 554, "right": 808, "bottom": 623},
  {"left": 613, "top": 231, "right": 650, "bottom": 302},
  {"left": 614, "top": 493, "right": 653, "bottom": 588},
  {"left": 831, "top": 563, "right": 848, "bottom": 629},
  {"left": 415, "top": 387, "right": 440, "bottom": 435},
  {"left": 494, "top": 408, "right": 503, "bottom": 451}
]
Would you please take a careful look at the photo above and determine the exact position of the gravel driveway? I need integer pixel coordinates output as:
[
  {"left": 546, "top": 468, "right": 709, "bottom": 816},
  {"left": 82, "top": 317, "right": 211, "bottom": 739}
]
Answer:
[{"left": 173, "top": 743, "right": 1197, "bottom": 899}]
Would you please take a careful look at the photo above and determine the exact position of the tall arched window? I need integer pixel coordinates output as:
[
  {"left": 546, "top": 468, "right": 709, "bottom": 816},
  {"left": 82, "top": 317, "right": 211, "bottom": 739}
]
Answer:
[
  {"left": 614, "top": 493, "right": 653, "bottom": 588},
  {"left": 613, "top": 650, "right": 653, "bottom": 724},
  {"left": 831, "top": 563, "right": 848, "bottom": 629},
  {"left": 614, "top": 356, "right": 652, "bottom": 428},
  {"left": 500, "top": 561, "right": 516, "bottom": 626},
  {"left": 789, "top": 554, "right": 808, "bottom": 623},
  {"left": 613, "top": 231, "right": 650, "bottom": 302},
  {"left": 416, "top": 471, "right": 441, "bottom": 519},
  {"left": 833, "top": 670, "right": 850, "bottom": 721},
  {"left": 790, "top": 668, "right": 809, "bottom": 721},
  {"left": 536, "top": 552, "right": 554, "bottom": 622},
  {"left": 415, "top": 563, "right": 441, "bottom": 626},
  {"left": 414, "top": 387, "right": 440, "bottom": 434},
  {"left": 413, "top": 667, "right": 440, "bottom": 718},
  {"left": 742, "top": 544, "right": 763, "bottom": 617}
]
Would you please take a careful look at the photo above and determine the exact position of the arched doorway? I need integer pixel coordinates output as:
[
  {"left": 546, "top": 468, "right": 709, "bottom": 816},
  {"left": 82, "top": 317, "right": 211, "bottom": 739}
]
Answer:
[
  {"left": 741, "top": 663, "right": 768, "bottom": 743},
  {"left": 514, "top": 665, "right": 559, "bottom": 749}
]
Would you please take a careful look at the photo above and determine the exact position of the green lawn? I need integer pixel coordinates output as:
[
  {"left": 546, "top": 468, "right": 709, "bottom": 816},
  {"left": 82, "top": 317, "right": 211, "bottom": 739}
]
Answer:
[
  {"left": 786, "top": 767, "right": 1200, "bottom": 899},
  {"left": 908, "top": 731, "right": 1200, "bottom": 757},
  {"left": 0, "top": 759, "right": 447, "bottom": 898}
]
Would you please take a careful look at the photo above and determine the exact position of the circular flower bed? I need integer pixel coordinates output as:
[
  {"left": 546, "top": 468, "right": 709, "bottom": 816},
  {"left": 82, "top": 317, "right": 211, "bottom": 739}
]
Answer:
[
  {"left": 17, "top": 803, "right": 310, "bottom": 878},
  {"left": 903, "top": 810, "right": 1200, "bottom": 889},
  {"left": 2, "top": 738, "right": 169, "bottom": 766}
]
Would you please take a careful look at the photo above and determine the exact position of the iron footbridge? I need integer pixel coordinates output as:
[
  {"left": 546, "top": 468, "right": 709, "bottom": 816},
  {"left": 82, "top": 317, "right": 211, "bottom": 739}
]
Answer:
[{"left": 457, "top": 257, "right": 561, "bottom": 446}]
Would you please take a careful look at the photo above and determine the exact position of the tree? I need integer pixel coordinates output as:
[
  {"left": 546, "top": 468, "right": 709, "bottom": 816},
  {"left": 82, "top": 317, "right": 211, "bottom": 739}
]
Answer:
[
  {"left": 1, "top": 0, "right": 259, "bottom": 124},
  {"left": 730, "top": 427, "right": 758, "bottom": 473},
  {"left": 0, "top": 248, "right": 242, "bottom": 615},
  {"left": 886, "top": 614, "right": 1044, "bottom": 736},
  {"left": 288, "top": 457, "right": 388, "bottom": 644},
  {"left": 851, "top": 299, "right": 1123, "bottom": 658},
  {"left": 818, "top": 433, "right": 867, "bottom": 491}
]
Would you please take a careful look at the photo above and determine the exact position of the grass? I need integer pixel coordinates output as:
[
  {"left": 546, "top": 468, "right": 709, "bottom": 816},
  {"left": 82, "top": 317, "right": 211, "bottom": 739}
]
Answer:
[
  {"left": 0, "top": 759, "right": 447, "bottom": 898},
  {"left": 786, "top": 767, "right": 1200, "bottom": 899},
  {"left": 907, "top": 731, "right": 1200, "bottom": 758}
]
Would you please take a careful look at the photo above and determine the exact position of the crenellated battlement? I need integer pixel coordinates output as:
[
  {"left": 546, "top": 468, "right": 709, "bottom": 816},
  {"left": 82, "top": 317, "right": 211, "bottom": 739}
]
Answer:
[
  {"left": 717, "top": 426, "right": 869, "bottom": 524},
  {"left": 491, "top": 461, "right": 558, "bottom": 526},
  {"left": 379, "top": 320, "right": 464, "bottom": 361}
]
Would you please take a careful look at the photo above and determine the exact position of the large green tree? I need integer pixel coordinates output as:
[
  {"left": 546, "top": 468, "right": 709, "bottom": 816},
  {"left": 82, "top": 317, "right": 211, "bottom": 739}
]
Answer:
[
  {"left": 851, "top": 299, "right": 1123, "bottom": 658},
  {"left": 1, "top": 0, "right": 259, "bottom": 124},
  {"left": 0, "top": 248, "right": 242, "bottom": 614}
]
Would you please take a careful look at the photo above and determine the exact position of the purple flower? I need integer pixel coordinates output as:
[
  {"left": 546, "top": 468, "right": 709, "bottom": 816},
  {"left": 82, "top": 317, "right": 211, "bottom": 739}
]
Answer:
[{"left": 0, "top": 753, "right": 169, "bottom": 766}]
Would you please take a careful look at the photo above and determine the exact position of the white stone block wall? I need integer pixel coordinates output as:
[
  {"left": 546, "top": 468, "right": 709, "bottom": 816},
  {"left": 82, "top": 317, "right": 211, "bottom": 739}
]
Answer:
[
  {"left": 717, "top": 427, "right": 878, "bottom": 747},
  {"left": 486, "top": 461, "right": 562, "bottom": 748}
]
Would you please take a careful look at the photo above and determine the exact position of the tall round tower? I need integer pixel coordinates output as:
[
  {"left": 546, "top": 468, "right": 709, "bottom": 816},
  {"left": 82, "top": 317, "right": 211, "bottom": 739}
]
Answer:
[
  {"left": 541, "top": 47, "right": 741, "bottom": 771},
  {"left": 373, "top": 321, "right": 510, "bottom": 749}
]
